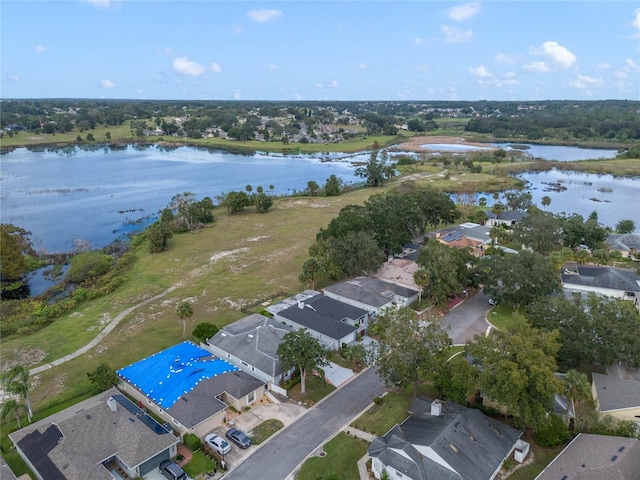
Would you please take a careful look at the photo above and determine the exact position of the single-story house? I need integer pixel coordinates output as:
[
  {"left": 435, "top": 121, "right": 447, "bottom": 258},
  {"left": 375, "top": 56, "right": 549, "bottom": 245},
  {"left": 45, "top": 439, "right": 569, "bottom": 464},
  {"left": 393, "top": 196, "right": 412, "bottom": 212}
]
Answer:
[
  {"left": 484, "top": 210, "right": 528, "bottom": 227},
  {"left": 429, "top": 222, "right": 493, "bottom": 257},
  {"left": 322, "top": 276, "right": 419, "bottom": 316},
  {"left": 561, "top": 263, "right": 640, "bottom": 301},
  {"left": 9, "top": 387, "right": 180, "bottom": 480},
  {"left": 204, "top": 314, "right": 295, "bottom": 397},
  {"left": 606, "top": 233, "right": 640, "bottom": 259},
  {"left": 535, "top": 433, "right": 640, "bottom": 480},
  {"left": 368, "top": 397, "right": 523, "bottom": 480},
  {"left": 117, "top": 342, "right": 266, "bottom": 438},
  {"left": 267, "top": 290, "right": 369, "bottom": 350},
  {"left": 592, "top": 366, "right": 640, "bottom": 423}
]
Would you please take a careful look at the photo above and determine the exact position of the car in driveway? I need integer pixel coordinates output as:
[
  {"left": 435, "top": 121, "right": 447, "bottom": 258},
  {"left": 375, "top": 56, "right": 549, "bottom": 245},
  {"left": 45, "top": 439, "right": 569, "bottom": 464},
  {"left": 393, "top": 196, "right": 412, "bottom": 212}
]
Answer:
[
  {"left": 488, "top": 298, "right": 497, "bottom": 305},
  {"left": 159, "top": 459, "right": 187, "bottom": 480},
  {"left": 226, "top": 427, "right": 252, "bottom": 449},
  {"left": 205, "top": 433, "right": 232, "bottom": 455}
]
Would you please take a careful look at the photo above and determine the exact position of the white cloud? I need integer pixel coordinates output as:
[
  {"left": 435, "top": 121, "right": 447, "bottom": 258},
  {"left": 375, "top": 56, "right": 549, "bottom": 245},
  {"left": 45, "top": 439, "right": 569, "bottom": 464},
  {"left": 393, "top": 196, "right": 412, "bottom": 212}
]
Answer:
[
  {"left": 633, "top": 8, "right": 640, "bottom": 31},
  {"left": 530, "top": 41, "right": 576, "bottom": 69},
  {"left": 327, "top": 80, "right": 338, "bottom": 88},
  {"left": 293, "top": 93, "right": 302, "bottom": 100},
  {"left": 448, "top": 2, "right": 481, "bottom": 21},
  {"left": 503, "top": 71, "right": 517, "bottom": 79},
  {"left": 625, "top": 58, "right": 640, "bottom": 72},
  {"left": 211, "top": 63, "right": 222, "bottom": 73},
  {"left": 358, "top": 63, "right": 367, "bottom": 70},
  {"left": 267, "top": 64, "right": 280, "bottom": 70},
  {"left": 441, "top": 25, "right": 473, "bottom": 43},
  {"left": 100, "top": 79, "right": 115, "bottom": 88},
  {"left": 569, "top": 74, "right": 604, "bottom": 89},
  {"left": 157, "top": 47, "right": 175, "bottom": 57},
  {"left": 416, "top": 65, "right": 429, "bottom": 72},
  {"left": 522, "top": 61, "right": 550, "bottom": 73},
  {"left": 413, "top": 37, "right": 425, "bottom": 46},
  {"left": 494, "top": 53, "right": 518, "bottom": 65},
  {"left": 597, "top": 62, "right": 611, "bottom": 70},
  {"left": 34, "top": 45, "right": 47, "bottom": 54},
  {"left": 173, "top": 57, "right": 206, "bottom": 76},
  {"left": 315, "top": 82, "right": 324, "bottom": 89},
  {"left": 469, "top": 65, "right": 491, "bottom": 78},
  {"left": 614, "top": 70, "right": 628, "bottom": 79},
  {"left": 9, "top": 74, "right": 19, "bottom": 82},
  {"left": 86, "top": 0, "right": 110, "bottom": 8},
  {"left": 247, "top": 8, "right": 281, "bottom": 23},
  {"left": 233, "top": 89, "right": 241, "bottom": 100}
]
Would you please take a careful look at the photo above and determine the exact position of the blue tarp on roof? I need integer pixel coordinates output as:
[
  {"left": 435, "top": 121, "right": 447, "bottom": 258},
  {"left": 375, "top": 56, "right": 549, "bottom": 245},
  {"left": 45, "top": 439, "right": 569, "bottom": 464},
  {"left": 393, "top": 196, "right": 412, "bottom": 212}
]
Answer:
[{"left": 117, "top": 341, "right": 238, "bottom": 409}]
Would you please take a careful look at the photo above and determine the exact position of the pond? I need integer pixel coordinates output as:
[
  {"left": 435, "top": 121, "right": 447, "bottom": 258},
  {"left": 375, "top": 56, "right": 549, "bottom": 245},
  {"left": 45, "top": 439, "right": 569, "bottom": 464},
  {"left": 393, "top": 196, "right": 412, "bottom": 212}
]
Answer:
[{"left": 1, "top": 145, "right": 361, "bottom": 253}]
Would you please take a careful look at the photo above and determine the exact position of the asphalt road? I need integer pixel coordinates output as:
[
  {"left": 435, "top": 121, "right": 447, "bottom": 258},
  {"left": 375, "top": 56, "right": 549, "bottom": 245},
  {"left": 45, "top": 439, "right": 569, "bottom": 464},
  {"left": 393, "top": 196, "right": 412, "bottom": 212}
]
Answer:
[
  {"left": 442, "top": 291, "right": 493, "bottom": 345},
  {"left": 223, "top": 367, "right": 386, "bottom": 480}
]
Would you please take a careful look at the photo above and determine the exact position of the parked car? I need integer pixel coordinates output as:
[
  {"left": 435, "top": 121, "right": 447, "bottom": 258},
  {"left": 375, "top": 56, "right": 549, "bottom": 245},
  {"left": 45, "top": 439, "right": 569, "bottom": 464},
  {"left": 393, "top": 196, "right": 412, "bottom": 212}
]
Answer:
[
  {"left": 488, "top": 298, "right": 497, "bottom": 305},
  {"left": 205, "top": 433, "right": 232, "bottom": 455},
  {"left": 226, "top": 427, "right": 252, "bottom": 449},
  {"left": 159, "top": 460, "right": 187, "bottom": 480}
]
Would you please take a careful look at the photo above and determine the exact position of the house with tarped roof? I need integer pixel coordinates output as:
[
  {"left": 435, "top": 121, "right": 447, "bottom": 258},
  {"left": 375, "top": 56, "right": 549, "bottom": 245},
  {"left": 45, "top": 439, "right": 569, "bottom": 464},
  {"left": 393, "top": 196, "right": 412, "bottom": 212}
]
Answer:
[
  {"left": 8, "top": 387, "right": 180, "bottom": 480},
  {"left": 117, "top": 341, "right": 266, "bottom": 438},
  {"left": 368, "top": 397, "right": 523, "bottom": 480}
]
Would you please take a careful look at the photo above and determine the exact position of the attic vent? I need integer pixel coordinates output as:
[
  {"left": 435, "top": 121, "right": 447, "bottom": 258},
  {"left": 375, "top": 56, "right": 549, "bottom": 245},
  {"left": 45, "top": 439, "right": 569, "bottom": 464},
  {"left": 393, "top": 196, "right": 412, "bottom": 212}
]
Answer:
[
  {"left": 449, "top": 443, "right": 459, "bottom": 453},
  {"left": 561, "top": 476, "right": 568, "bottom": 480},
  {"left": 618, "top": 446, "right": 625, "bottom": 452},
  {"left": 611, "top": 455, "right": 618, "bottom": 461},
  {"left": 247, "top": 334, "right": 254, "bottom": 343}
]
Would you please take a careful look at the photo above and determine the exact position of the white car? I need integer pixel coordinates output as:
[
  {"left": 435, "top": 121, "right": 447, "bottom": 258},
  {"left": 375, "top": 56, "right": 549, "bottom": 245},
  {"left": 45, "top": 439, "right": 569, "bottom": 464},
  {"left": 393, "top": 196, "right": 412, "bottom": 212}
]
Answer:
[
  {"left": 488, "top": 298, "right": 497, "bottom": 306},
  {"left": 205, "top": 433, "right": 232, "bottom": 455}
]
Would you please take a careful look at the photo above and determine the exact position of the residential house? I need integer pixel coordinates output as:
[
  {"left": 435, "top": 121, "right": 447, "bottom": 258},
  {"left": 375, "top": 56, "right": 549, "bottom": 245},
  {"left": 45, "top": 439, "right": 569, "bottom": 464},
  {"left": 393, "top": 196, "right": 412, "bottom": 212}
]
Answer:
[
  {"left": 430, "top": 222, "right": 493, "bottom": 257},
  {"left": 535, "top": 433, "right": 640, "bottom": 480},
  {"left": 267, "top": 290, "right": 368, "bottom": 350},
  {"left": 561, "top": 264, "right": 640, "bottom": 304},
  {"left": 606, "top": 233, "right": 640, "bottom": 259},
  {"left": 9, "top": 387, "right": 180, "bottom": 480},
  {"left": 368, "top": 397, "right": 523, "bottom": 480},
  {"left": 204, "top": 314, "right": 295, "bottom": 397},
  {"left": 591, "top": 365, "right": 640, "bottom": 424},
  {"left": 117, "top": 342, "right": 266, "bottom": 438},
  {"left": 323, "top": 276, "right": 419, "bottom": 316},
  {"left": 484, "top": 210, "right": 528, "bottom": 227}
]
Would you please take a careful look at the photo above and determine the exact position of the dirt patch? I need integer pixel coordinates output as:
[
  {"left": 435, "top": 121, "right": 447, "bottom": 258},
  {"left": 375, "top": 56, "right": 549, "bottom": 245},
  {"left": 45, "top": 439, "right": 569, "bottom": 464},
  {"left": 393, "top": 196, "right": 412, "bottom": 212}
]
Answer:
[
  {"left": 1, "top": 347, "right": 48, "bottom": 371},
  {"left": 396, "top": 135, "right": 496, "bottom": 152},
  {"left": 210, "top": 248, "right": 249, "bottom": 263}
]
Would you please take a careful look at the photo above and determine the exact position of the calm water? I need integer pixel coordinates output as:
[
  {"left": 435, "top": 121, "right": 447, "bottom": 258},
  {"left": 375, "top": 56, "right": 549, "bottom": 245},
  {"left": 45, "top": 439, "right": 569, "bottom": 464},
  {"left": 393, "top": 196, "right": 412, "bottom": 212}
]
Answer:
[{"left": 1, "top": 145, "right": 361, "bottom": 252}]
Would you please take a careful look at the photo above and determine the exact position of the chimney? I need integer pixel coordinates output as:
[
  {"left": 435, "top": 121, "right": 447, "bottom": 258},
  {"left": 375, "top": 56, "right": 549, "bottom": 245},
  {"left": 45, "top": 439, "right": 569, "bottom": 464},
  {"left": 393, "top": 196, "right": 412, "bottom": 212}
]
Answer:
[
  {"left": 431, "top": 399, "right": 442, "bottom": 416},
  {"left": 246, "top": 334, "right": 254, "bottom": 343},
  {"left": 107, "top": 397, "right": 117, "bottom": 412},
  {"left": 297, "top": 301, "right": 304, "bottom": 309}
]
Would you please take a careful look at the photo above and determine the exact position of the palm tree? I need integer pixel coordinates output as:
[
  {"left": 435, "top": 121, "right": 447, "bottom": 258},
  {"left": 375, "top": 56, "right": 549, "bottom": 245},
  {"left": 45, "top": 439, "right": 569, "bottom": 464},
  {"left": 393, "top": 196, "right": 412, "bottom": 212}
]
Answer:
[
  {"left": 541, "top": 196, "right": 551, "bottom": 210},
  {"left": 478, "top": 197, "right": 487, "bottom": 208},
  {"left": 0, "top": 399, "right": 27, "bottom": 428},
  {"left": 564, "top": 369, "right": 591, "bottom": 428},
  {"left": 269, "top": 184, "right": 275, "bottom": 196},
  {"left": 1, "top": 365, "right": 32, "bottom": 423},
  {"left": 176, "top": 300, "right": 194, "bottom": 339}
]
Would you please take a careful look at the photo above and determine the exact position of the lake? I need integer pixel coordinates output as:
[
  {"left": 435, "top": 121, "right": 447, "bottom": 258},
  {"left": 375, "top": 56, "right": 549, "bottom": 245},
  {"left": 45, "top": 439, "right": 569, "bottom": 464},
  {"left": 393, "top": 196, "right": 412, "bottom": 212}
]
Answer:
[{"left": 0, "top": 145, "right": 361, "bottom": 253}]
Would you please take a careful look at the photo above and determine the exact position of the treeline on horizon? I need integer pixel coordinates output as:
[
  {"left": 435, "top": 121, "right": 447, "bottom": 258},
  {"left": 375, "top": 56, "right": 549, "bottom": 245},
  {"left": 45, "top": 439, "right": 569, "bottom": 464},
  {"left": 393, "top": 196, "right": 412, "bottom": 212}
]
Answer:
[{"left": 1, "top": 98, "right": 639, "bottom": 144}]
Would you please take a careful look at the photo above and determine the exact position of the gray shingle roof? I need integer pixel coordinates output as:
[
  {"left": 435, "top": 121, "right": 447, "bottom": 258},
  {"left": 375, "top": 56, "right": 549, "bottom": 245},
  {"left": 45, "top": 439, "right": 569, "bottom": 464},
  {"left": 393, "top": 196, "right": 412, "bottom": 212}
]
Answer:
[
  {"left": 562, "top": 266, "right": 640, "bottom": 293},
  {"left": 323, "top": 276, "right": 418, "bottom": 308},
  {"left": 592, "top": 372, "right": 640, "bottom": 412},
  {"left": 277, "top": 294, "right": 365, "bottom": 341},
  {"left": 9, "top": 388, "right": 179, "bottom": 480},
  {"left": 209, "top": 314, "right": 295, "bottom": 378},
  {"left": 606, "top": 233, "right": 640, "bottom": 252},
  {"left": 535, "top": 433, "right": 640, "bottom": 480},
  {"left": 369, "top": 397, "right": 522, "bottom": 480}
]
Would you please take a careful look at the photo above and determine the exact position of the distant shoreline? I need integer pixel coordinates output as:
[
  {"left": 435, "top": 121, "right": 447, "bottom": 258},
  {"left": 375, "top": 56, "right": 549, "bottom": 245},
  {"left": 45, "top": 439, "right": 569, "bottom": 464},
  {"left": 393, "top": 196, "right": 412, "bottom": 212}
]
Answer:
[{"left": 396, "top": 135, "right": 495, "bottom": 152}]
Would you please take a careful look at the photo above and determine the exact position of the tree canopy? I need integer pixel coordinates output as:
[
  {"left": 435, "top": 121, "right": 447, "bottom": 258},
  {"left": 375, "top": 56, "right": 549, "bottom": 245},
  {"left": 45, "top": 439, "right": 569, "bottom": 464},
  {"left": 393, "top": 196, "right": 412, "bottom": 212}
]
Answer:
[{"left": 277, "top": 329, "right": 328, "bottom": 395}]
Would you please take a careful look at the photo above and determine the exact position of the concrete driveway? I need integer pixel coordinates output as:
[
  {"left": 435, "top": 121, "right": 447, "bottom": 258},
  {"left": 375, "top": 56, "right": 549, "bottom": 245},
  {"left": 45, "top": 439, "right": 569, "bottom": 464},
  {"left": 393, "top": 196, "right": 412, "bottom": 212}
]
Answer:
[
  {"left": 442, "top": 291, "right": 493, "bottom": 345},
  {"left": 323, "top": 361, "right": 354, "bottom": 387},
  {"left": 204, "top": 402, "right": 306, "bottom": 469}
]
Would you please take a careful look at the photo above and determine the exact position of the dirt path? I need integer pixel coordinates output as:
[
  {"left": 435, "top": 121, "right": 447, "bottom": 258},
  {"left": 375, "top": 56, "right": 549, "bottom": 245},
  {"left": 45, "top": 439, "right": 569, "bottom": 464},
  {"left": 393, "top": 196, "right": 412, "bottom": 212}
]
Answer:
[{"left": 29, "top": 284, "right": 181, "bottom": 376}]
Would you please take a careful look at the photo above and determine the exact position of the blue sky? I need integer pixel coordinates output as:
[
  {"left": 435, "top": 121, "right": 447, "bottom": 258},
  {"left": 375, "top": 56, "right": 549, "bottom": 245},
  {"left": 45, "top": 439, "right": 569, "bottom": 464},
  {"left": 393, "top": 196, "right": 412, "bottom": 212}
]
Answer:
[{"left": 2, "top": 1, "right": 639, "bottom": 101}]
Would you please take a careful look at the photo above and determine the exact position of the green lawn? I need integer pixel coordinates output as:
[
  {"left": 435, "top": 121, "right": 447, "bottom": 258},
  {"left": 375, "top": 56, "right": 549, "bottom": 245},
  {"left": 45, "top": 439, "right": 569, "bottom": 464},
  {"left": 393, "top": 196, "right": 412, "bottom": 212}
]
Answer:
[
  {"left": 504, "top": 442, "right": 565, "bottom": 480},
  {"left": 249, "top": 419, "right": 284, "bottom": 445},
  {"left": 288, "top": 374, "right": 336, "bottom": 406},
  {"left": 296, "top": 432, "right": 369, "bottom": 480},
  {"left": 350, "top": 391, "right": 411, "bottom": 437},
  {"left": 487, "top": 303, "right": 527, "bottom": 331},
  {"left": 182, "top": 451, "right": 216, "bottom": 478}
]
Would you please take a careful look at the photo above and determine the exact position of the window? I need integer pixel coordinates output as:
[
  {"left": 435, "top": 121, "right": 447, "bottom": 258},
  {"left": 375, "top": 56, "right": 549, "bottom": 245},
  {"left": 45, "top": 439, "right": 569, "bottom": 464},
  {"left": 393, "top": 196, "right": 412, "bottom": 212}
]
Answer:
[
  {"left": 158, "top": 407, "right": 163, "bottom": 414},
  {"left": 147, "top": 399, "right": 152, "bottom": 406},
  {"left": 247, "top": 391, "right": 255, "bottom": 404},
  {"left": 241, "top": 361, "right": 248, "bottom": 366}
]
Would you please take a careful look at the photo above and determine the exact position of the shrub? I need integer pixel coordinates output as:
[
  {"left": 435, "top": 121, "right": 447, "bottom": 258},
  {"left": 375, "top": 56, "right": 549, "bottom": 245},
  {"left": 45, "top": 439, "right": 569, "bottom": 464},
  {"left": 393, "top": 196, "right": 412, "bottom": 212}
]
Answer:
[
  {"left": 535, "top": 415, "right": 571, "bottom": 447},
  {"left": 192, "top": 322, "right": 219, "bottom": 342},
  {"left": 183, "top": 433, "right": 202, "bottom": 452},
  {"left": 373, "top": 396, "right": 383, "bottom": 405}
]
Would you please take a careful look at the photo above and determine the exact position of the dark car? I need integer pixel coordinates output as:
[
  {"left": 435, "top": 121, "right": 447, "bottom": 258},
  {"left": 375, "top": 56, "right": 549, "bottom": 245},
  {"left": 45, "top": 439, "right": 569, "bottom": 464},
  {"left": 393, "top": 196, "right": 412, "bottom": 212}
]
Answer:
[
  {"left": 159, "top": 460, "right": 187, "bottom": 480},
  {"left": 226, "top": 427, "right": 252, "bottom": 449}
]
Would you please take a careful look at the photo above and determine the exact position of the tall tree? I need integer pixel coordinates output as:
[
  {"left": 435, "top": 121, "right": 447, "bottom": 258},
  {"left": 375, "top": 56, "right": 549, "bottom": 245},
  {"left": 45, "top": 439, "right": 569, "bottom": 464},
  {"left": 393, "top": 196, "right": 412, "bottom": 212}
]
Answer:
[
  {"left": 324, "top": 175, "right": 343, "bottom": 196},
  {"left": 307, "top": 180, "right": 319, "bottom": 196},
  {"left": 87, "top": 362, "right": 118, "bottom": 392},
  {"left": 512, "top": 211, "right": 563, "bottom": 255},
  {"left": 466, "top": 323, "right": 563, "bottom": 431},
  {"left": 176, "top": 300, "right": 194, "bottom": 339},
  {"left": 254, "top": 192, "right": 273, "bottom": 213},
  {"left": 326, "top": 231, "right": 386, "bottom": 277},
  {"left": 223, "top": 191, "right": 250, "bottom": 214},
  {"left": 479, "top": 251, "right": 561, "bottom": 309},
  {"left": 615, "top": 219, "right": 636, "bottom": 234},
  {"left": 354, "top": 150, "right": 396, "bottom": 187},
  {"left": 299, "top": 257, "right": 325, "bottom": 290},
  {"left": 277, "top": 329, "right": 328, "bottom": 395},
  {"left": 563, "top": 369, "right": 591, "bottom": 427},
  {"left": 1, "top": 365, "right": 33, "bottom": 423},
  {"left": 374, "top": 308, "right": 451, "bottom": 398},
  {"left": 0, "top": 398, "right": 27, "bottom": 429},
  {"left": 0, "top": 224, "right": 35, "bottom": 296},
  {"left": 541, "top": 196, "right": 551, "bottom": 209}
]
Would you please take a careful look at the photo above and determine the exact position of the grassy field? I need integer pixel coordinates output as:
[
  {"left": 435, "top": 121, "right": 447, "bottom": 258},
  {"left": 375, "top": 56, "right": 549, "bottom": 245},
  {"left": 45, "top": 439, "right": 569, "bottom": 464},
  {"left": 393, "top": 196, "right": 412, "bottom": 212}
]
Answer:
[
  {"left": 249, "top": 419, "right": 284, "bottom": 445},
  {"left": 296, "top": 432, "right": 369, "bottom": 480}
]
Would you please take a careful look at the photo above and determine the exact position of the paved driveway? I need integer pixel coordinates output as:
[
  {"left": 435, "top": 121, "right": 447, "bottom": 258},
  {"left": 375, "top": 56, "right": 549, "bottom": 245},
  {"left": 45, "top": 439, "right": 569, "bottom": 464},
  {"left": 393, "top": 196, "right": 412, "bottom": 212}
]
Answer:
[
  {"left": 223, "top": 367, "right": 386, "bottom": 480},
  {"left": 442, "top": 291, "right": 493, "bottom": 345}
]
